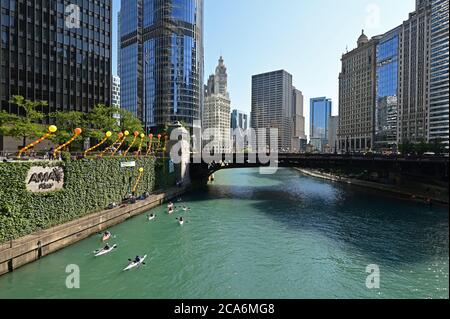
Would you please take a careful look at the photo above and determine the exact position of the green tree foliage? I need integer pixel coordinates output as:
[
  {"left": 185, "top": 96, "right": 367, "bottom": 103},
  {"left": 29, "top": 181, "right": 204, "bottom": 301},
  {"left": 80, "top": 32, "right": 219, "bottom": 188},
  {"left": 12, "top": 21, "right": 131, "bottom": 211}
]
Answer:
[
  {"left": 0, "top": 97, "right": 146, "bottom": 152},
  {"left": 1, "top": 96, "right": 48, "bottom": 146},
  {"left": 398, "top": 139, "right": 448, "bottom": 155},
  {"left": 85, "top": 104, "right": 122, "bottom": 140},
  {"left": 118, "top": 108, "right": 144, "bottom": 134},
  {"left": 49, "top": 111, "right": 86, "bottom": 145}
]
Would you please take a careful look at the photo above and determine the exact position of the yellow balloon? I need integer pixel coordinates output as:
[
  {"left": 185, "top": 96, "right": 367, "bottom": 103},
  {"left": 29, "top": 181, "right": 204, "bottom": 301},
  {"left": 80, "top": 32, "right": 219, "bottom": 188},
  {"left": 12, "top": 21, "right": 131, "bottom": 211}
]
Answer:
[
  {"left": 140, "top": 133, "right": 145, "bottom": 138},
  {"left": 139, "top": 168, "right": 144, "bottom": 173},
  {"left": 48, "top": 125, "right": 57, "bottom": 133},
  {"left": 106, "top": 131, "right": 112, "bottom": 138},
  {"left": 124, "top": 131, "right": 130, "bottom": 136}
]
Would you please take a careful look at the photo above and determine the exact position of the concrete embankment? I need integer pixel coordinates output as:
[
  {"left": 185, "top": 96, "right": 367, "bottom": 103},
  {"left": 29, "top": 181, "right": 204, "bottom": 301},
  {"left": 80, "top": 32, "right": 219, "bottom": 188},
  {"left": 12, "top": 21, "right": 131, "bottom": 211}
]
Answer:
[
  {"left": 0, "top": 187, "right": 186, "bottom": 276},
  {"left": 295, "top": 168, "right": 448, "bottom": 205}
]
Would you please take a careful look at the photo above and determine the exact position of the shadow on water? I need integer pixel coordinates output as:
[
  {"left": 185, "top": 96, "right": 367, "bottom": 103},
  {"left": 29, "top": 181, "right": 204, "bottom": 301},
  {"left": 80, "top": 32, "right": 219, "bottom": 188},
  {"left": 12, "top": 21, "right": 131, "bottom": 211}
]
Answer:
[{"left": 186, "top": 168, "right": 449, "bottom": 266}]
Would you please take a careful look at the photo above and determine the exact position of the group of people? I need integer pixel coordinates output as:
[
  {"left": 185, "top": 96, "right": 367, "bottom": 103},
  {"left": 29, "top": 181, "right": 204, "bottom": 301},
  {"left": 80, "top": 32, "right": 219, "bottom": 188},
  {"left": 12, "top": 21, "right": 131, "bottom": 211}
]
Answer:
[{"left": 97, "top": 198, "right": 190, "bottom": 264}]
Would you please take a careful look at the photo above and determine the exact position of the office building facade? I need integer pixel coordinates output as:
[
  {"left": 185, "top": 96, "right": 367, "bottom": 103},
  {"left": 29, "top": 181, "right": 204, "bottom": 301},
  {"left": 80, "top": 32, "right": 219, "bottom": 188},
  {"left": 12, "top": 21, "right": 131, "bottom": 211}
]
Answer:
[
  {"left": 119, "top": 0, "right": 204, "bottom": 133},
  {"left": 338, "top": 31, "right": 379, "bottom": 152},
  {"left": 0, "top": 0, "right": 112, "bottom": 115},
  {"left": 310, "top": 97, "right": 332, "bottom": 152},
  {"left": 428, "top": 0, "right": 449, "bottom": 145},
  {"left": 327, "top": 115, "right": 339, "bottom": 153},
  {"left": 398, "top": 1, "right": 431, "bottom": 143},
  {"left": 375, "top": 27, "right": 401, "bottom": 150},
  {"left": 251, "top": 70, "right": 294, "bottom": 152},
  {"left": 292, "top": 88, "right": 305, "bottom": 151}
]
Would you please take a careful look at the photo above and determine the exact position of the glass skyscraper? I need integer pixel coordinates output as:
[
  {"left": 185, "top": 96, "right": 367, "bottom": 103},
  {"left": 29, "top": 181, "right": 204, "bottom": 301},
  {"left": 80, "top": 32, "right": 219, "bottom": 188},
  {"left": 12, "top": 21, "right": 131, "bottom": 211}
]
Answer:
[
  {"left": 375, "top": 27, "right": 401, "bottom": 150},
  {"left": 231, "top": 109, "right": 248, "bottom": 131},
  {"left": 310, "top": 97, "right": 332, "bottom": 152},
  {"left": 119, "top": 0, "right": 204, "bottom": 132}
]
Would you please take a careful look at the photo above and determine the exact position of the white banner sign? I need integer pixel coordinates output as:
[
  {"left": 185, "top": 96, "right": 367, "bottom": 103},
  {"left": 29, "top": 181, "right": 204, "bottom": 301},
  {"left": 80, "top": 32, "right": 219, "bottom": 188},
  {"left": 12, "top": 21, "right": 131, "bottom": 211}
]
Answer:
[{"left": 120, "top": 161, "right": 136, "bottom": 168}]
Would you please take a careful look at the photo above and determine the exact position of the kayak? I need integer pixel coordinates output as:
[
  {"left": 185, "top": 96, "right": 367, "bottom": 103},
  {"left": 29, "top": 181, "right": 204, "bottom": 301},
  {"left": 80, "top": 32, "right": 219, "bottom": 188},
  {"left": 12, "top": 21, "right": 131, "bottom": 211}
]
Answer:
[
  {"left": 148, "top": 215, "right": 156, "bottom": 221},
  {"left": 102, "top": 232, "right": 111, "bottom": 241},
  {"left": 95, "top": 244, "right": 117, "bottom": 257},
  {"left": 179, "top": 220, "right": 184, "bottom": 226},
  {"left": 168, "top": 209, "right": 174, "bottom": 215},
  {"left": 123, "top": 255, "right": 147, "bottom": 271}
]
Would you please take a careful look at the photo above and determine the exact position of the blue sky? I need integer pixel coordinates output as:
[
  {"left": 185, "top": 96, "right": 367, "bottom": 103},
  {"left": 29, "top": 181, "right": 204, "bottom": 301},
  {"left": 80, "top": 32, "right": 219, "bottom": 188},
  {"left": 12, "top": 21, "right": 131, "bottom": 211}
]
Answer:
[{"left": 112, "top": 0, "right": 415, "bottom": 136}]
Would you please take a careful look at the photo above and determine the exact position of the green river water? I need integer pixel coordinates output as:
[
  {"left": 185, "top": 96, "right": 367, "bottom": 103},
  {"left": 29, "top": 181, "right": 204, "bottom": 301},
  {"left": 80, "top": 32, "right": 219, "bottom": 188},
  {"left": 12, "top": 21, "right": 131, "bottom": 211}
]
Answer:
[{"left": 0, "top": 168, "right": 448, "bottom": 299}]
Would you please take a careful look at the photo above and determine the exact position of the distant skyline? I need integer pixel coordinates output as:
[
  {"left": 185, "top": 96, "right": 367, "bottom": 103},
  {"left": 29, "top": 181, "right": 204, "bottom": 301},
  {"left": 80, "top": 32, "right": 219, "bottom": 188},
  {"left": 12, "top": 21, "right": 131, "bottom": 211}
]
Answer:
[{"left": 112, "top": 0, "right": 416, "bottom": 138}]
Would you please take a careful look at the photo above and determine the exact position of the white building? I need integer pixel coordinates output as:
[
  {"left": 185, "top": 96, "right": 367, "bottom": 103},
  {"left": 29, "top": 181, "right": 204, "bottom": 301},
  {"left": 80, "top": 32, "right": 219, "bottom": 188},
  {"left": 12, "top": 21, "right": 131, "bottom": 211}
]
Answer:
[
  {"left": 112, "top": 75, "right": 121, "bottom": 122},
  {"left": 203, "top": 57, "right": 231, "bottom": 153}
]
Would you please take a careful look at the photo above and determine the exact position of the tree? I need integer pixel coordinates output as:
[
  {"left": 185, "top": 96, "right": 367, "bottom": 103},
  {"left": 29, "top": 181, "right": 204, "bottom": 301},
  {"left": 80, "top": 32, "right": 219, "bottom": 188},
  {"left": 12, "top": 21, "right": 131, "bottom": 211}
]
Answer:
[
  {"left": 48, "top": 111, "right": 86, "bottom": 145},
  {"left": 6, "top": 96, "right": 47, "bottom": 147},
  {"left": 118, "top": 108, "right": 144, "bottom": 134},
  {"left": 85, "top": 104, "right": 121, "bottom": 139}
]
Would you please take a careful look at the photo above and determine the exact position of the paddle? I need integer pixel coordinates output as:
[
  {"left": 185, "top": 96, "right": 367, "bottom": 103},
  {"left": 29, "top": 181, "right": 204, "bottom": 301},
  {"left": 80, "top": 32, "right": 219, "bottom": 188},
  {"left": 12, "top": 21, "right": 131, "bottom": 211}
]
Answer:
[{"left": 127, "top": 258, "right": 146, "bottom": 267}]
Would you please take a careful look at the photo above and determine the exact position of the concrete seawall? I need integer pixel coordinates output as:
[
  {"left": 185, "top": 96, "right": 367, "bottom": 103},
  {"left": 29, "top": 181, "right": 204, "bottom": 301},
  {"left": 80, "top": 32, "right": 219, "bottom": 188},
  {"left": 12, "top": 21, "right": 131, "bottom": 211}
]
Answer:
[
  {"left": 295, "top": 168, "right": 448, "bottom": 205},
  {"left": 0, "top": 187, "right": 186, "bottom": 276}
]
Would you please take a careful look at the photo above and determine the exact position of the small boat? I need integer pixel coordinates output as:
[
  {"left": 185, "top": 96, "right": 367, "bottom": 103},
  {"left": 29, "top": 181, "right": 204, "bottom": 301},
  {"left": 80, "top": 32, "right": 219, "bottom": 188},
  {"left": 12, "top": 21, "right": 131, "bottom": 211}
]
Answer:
[
  {"left": 94, "top": 244, "right": 117, "bottom": 257},
  {"left": 123, "top": 255, "right": 147, "bottom": 271},
  {"left": 102, "top": 232, "right": 111, "bottom": 242}
]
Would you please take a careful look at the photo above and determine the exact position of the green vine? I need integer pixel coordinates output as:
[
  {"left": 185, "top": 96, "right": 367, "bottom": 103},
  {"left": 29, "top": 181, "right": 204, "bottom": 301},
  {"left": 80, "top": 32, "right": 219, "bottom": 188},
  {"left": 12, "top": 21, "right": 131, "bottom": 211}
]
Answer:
[{"left": 0, "top": 157, "right": 176, "bottom": 243}]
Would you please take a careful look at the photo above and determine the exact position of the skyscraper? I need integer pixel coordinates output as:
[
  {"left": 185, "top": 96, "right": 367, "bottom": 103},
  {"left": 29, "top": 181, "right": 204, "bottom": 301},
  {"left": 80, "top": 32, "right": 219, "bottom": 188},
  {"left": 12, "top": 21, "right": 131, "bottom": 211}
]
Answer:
[
  {"left": 338, "top": 31, "right": 379, "bottom": 152},
  {"left": 375, "top": 26, "right": 401, "bottom": 150},
  {"left": 310, "top": 97, "right": 332, "bottom": 152},
  {"left": 0, "top": 1, "right": 112, "bottom": 114},
  {"left": 327, "top": 116, "right": 339, "bottom": 154},
  {"left": 251, "top": 70, "right": 294, "bottom": 152},
  {"left": 119, "top": 0, "right": 204, "bottom": 133},
  {"left": 428, "top": 0, "right": 449, "bottom": 145},
  {"left": 292, "top": 88, "right": 305, "bottom": 152},
  {"left": 398, "top": 1, "right": 431, "bottom": 143},
  {"left": 203, "top": 56, "right": 231, "bottom": 153}
]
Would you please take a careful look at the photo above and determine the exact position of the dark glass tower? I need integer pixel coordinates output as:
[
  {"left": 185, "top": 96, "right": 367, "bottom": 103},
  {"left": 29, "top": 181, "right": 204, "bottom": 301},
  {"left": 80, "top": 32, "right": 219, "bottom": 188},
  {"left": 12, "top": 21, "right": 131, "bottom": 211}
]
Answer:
[
  {"left": 119, "top": 0, "right": 204, "bottom": 132},
  {"left": 0, "top": 0, "right": 112, "bottom": 115}
]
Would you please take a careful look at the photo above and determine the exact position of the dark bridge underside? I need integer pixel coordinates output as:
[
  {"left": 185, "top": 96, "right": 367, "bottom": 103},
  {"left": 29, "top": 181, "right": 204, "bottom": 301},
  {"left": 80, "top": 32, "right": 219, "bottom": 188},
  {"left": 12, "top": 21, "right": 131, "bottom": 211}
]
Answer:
[{"left": 189, "top": 153, "right": 449, "bottom": 187}]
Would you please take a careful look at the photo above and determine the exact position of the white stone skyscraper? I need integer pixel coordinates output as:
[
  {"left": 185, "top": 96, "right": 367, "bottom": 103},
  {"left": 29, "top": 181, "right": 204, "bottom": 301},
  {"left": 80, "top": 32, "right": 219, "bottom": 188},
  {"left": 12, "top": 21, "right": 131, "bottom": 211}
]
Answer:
[{"left": 203, "top": 57, "right": 231, "bottom": 153}]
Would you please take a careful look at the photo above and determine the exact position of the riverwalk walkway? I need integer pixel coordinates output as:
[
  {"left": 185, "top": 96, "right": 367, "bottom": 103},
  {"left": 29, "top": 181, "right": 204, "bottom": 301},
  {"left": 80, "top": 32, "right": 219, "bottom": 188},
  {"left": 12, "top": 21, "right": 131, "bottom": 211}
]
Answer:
[{"left": 0, "top": 186, "right": 187, "bottom": 275}]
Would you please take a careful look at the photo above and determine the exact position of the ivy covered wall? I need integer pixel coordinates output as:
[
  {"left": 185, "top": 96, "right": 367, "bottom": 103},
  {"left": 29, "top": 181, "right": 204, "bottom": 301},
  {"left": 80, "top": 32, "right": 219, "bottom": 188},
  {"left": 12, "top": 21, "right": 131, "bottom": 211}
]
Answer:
[{"left": 0, "top": 157, "right": 176, "bottom": 243}]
